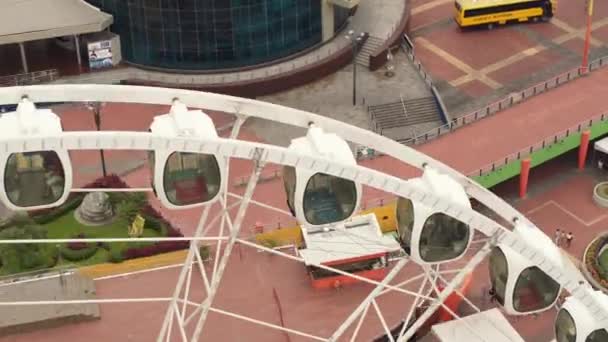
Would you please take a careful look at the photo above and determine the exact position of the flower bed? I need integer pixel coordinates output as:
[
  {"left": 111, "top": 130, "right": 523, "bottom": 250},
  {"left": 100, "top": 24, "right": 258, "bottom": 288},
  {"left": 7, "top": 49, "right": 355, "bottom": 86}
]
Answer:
[
  {"left": 593, "top": 182, "right": 608, "bottom": 208},
  {"left": 583, "top": 233, "right": 608, "bottom": 292}
]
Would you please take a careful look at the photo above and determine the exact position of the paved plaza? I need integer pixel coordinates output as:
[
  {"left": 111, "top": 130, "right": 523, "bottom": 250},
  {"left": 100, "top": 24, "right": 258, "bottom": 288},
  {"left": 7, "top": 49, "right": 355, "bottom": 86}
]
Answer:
[{"left": 409, "top": 0, "right": 608, "bottom": 115}]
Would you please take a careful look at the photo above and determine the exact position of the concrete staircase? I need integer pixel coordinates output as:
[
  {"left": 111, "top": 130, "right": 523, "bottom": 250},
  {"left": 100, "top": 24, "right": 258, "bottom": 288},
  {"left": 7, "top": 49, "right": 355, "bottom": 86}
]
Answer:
[
  {"left": 369, "top": 97, "right": 440, "bottom": 135},
  {"left": 355, "top": 36, "right": 384, "bottom": 68}
]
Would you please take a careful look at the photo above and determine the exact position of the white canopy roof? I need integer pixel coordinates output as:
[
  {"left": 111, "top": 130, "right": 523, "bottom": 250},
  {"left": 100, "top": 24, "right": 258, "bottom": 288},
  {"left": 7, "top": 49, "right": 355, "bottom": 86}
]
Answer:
[
  {"left": 0, "top": 0, "right": 113, "bottom": 45},
  {"left": 299, "top": 213, "right": 401, "bottom": 265},
  {"left": 431, "top": 309, "right": 524, "bottom": 342},
  {"left": 595, "top": 136, "right": 608, "bottom": 154}
]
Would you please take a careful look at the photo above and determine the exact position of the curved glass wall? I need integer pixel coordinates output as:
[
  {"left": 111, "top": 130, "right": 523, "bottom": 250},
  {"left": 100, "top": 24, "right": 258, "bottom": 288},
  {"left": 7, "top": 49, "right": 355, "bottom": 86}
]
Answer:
[
  {"left": 396, "top": 197, "right": 415, "bottom": 254},
  {"left": 4, "top": 151, "right": 65, "bottom": 207},
  {"left": 303, "top": 173, "right": 356, "bottom": 225},
  {"left": 489, "top": 247, "right": 508, "bottom": 306},
  {"left": 555, "top": 309, "right": 576, "bottom": 342},
  {"left": 87, "top": 0, "right": 349, "bottom": 70},
  {"left": 513, "top": 266, "right": 560, "bottom": 313},
  {"left": 163, "top": 152, "right": 221, "bottom": 206},
  {"left": 587, "top": 329, "right": 608, "bottom": 342},
  {"left": 419, "top": 213, "right": 469, "bottom": 262}
]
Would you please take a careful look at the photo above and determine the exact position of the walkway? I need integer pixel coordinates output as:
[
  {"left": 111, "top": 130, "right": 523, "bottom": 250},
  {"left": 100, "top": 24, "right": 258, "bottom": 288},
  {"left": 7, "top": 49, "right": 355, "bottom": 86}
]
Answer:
[{"left": 415, "top": 66, "right": 608, "bottom": 175}]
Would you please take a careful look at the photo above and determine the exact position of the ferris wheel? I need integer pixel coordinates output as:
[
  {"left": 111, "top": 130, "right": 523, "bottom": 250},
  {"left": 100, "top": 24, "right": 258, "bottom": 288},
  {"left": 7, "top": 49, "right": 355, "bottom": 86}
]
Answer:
[{"left": 0, "top": 84, "right": 606, "bottom": 342}]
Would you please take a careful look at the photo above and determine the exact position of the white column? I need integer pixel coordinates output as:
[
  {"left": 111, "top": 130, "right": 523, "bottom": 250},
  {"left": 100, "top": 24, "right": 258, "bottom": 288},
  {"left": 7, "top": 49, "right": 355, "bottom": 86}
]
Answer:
[
  {"left": 19, "top": 43, "right": 28, "bottom": 73},
  {"left": 321, "top": 0, "right": 335, "bottom": 42},
  {"left": 74, "top": 35, "right": 82, "bottom": 67}
]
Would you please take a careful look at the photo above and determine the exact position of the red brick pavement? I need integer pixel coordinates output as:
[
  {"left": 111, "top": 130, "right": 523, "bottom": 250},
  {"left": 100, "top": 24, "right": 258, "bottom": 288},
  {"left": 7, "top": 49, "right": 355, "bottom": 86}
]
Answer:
[{"left": 5, "top": 64, "right": 608, "bottom": 341}]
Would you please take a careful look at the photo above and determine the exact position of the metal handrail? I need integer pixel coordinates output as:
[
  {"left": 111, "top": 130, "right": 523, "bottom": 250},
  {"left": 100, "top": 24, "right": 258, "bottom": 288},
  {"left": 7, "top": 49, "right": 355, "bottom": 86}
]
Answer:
[
  {"left": 472, "top": 111, "right": 608, "bottom": 177},
  {"left": 402, "top": 54, "right": 608, "bottom": 145},
  {"left": 0, "top": 69, "right": 59, "bottom": 87}
]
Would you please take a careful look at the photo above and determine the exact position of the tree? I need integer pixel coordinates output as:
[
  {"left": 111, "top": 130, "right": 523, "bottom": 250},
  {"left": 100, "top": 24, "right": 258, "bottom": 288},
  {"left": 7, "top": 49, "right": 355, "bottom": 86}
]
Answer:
[{"left": 0, "top": 220, "right": 49, "bottom": 274}]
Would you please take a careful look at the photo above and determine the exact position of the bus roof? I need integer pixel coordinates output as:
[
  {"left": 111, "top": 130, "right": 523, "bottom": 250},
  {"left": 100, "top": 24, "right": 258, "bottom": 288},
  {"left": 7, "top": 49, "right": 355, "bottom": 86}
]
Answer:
[{"left": 456, "top": 0, "right": 538, "bottom": 9}]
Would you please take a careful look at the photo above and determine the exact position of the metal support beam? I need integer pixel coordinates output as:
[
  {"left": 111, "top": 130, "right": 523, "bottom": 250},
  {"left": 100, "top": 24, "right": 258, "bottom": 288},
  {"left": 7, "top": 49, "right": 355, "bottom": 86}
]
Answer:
[
  {"left": 74, "top": 35, "right": 82, "bottom": 67},
  {"left": 19, "top": 43, "right": 28, "bottom": 73},
  {"left": 190, "top": 151, "right": 266, "bottom": 340},
  {"left": 156, "top": 205, "right": 212, "bottom": 342},
  {"left": 398, "top": 241, "right": 494, "bottom": 341},
  {"left": 329, "top": 258, "right": 409, "bottom": 341}
]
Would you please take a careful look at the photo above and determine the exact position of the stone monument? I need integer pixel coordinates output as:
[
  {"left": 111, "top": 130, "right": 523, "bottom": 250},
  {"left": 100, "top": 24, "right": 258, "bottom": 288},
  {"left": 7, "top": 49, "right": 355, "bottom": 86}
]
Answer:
[{"left": 74, "top": 192, "right": 115, "bottom": 226}]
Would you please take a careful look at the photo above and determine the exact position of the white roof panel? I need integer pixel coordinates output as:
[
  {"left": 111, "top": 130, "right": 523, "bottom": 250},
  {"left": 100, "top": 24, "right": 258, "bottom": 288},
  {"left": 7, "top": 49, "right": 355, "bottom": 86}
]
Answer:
[
  {"left": 595, "top": 136, "right": 608, "bottom": 154},
  {"left": 299, "top": 213, "right": 401, "bottom": 265},
  {"left": 431, "top": 309, "right": 524, "bottom": 342},
  {"left": 0, "top": 0, "right": 113, "bottom": 45}
]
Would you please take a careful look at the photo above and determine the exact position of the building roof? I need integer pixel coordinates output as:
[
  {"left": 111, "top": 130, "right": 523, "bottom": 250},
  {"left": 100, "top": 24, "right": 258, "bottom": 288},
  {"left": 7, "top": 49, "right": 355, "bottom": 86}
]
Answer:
[
  {"left": 456, "top": 0, "right": 536, "bottom": 9},
  {"left": 595, "top": 136, "right": 608, "bottom": 154},
  {"left": 299, "top": 213, "right": 401, "bottom": 266},
  {"left": 0, "top": 0, "right": 113, "bottom": 45},
  {"left": 431, "top": 309, "right": 525, "bottom": 342}
]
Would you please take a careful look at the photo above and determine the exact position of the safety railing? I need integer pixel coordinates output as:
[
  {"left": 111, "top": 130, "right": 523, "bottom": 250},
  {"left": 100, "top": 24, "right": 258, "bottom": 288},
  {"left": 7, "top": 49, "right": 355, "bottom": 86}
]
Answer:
[
  {"left": 402, "top": 54, "right": 608, "bottom": 146},
  {"left": 0, "top": 69, "right": 60, "bottom": 86},
  {"left": 472, "top": 111, "right": 608, "bottom": 177}
]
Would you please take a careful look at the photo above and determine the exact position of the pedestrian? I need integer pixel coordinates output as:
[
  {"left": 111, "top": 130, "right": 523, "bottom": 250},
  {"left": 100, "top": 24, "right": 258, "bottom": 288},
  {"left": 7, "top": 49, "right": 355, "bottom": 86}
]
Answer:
[
  {"left": 554, "top": 229, "right": 562, "bottom": 247},
  {"left": 599, "top": 159, "right": 604, "bottom": 170},
  {"left": 489, "top": 287, "right": 496, "bottom": 303},
  {"left": 566, "top": 232, "right": 573, "bottom": 248}
]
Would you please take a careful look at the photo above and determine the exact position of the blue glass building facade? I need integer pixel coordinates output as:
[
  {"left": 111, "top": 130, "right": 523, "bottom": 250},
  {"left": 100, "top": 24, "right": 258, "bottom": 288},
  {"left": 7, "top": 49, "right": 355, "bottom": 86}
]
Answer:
[{"left": 86, "top": 0, "right": 351, "bottom": 71}]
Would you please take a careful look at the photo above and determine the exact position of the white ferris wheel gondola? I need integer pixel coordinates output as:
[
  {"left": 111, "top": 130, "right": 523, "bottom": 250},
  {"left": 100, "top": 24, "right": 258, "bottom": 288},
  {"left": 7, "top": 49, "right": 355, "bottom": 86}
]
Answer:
[
  {"left": 282, "top": 124, "right": 362, "bottom": 227},
  {"left": 395, "top": 167, "right": 473, "bottom": 264},
  {"left": 0, "top": 98, "right": 72, "bottom": 211},
  {"left": 555, "top": 291, "right": 608, "bottom": 342},
  {"left": 148, "top": 99, "right": 226, "bottom": 209},
  {"left": 490, "top": 223, "right": 563, "bottom": 315}
]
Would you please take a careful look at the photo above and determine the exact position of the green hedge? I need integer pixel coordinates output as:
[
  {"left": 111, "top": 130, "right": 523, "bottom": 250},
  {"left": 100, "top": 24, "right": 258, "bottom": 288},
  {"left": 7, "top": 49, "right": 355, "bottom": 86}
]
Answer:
[
  {"left": 59, "top": 245, "right": 98, "bottom": 262},
  {"left": 32, "top": 196, "right": 84, "bottom": 225},
  {"left": 109, "top": 249, "right": 124, "bottom": 263}
]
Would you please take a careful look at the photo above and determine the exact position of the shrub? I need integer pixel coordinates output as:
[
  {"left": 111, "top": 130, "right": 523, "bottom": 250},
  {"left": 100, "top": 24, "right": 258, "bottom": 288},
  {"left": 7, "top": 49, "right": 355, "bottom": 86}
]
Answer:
[
  {"left": 31, "top": 196, "right": 83, "bottom": 225},
  {"left": 60, "top": 245, "right": 98, "bottom": 262},
  {"left": 199, "top": 245, "right": 210, "bottom": 261},
  {"left": 67, "top": 241, "right": 89, "bottom": 251},
  {"left": 109, "top": 249, "right": 124, "bottom": 263},
  {"left": 144, "top": 216, "right": 163, "bottom": 232},
  {"left": 123, "top": 241, "right": 189, "bottom": 261}
]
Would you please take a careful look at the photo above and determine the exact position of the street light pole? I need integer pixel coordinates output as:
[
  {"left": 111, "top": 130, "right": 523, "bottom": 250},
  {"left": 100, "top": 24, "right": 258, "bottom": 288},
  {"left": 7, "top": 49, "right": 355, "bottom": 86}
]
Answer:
[
  {"left": 88, "top": 102, "right": 107, "bottom": 177},
  {"left": 582, "top": 0, "right": 594, "bottom": 72},
  {"left": 352, "top": 38, "right": 357, "bottom": 106},
  {"left": 346, "top": 30, "right": 365, "bottom": 106}
]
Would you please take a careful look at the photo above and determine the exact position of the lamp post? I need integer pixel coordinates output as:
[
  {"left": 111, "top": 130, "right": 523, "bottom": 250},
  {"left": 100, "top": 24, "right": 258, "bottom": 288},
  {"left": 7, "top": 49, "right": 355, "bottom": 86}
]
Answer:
[
  {"left": 86, "top": 102, "right": 107, "bottom": 177},
  {"left": 582, "top": 0, "right": 594, "bottom": 72},
  {"left": 345, "top": 30, "right": 366, "bottom": 106}
]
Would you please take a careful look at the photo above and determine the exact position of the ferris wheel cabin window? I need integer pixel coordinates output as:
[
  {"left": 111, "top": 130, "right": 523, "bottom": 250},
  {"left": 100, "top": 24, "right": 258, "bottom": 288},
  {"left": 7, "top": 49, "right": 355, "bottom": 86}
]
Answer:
[
  {"left": 396, "top": 197, "right": 415, "bottom": 254},
  {"left": 162, "top": 152, "right": 221, "bottom": 206},
  {"left": 586, "top": 329, "right": 608, "bottom": 342},
  {"left": 489, "top": 247, "right": 508, "bottom": 306},
  {"left": 303, "top": 173, "right": 357, "bottom": 225},
  {"left": 4, "top": 151, "right": 66, "bottom": 208},
  {"left": 555, "top": 309, "right": 577, "bottom": 342},
  {"left": 513, "top": 266, "right": 560, "bottom": 313},
  {"left": 419, "top": 213, "right": 470, "bottom": 262}
]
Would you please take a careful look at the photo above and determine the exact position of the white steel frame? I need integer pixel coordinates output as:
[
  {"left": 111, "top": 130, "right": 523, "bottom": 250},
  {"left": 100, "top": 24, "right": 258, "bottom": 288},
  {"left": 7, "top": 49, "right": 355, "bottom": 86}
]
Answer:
[{"left": 0, "top": 85, "right": 605, "bottom": 342}]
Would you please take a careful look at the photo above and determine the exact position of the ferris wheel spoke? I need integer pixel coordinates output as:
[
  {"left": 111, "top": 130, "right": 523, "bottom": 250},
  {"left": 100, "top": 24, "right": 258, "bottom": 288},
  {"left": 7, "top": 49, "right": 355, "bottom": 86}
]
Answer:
[
  {"left": 426, "top": 267, "right": 482, "bottom": 314},
  {"left": 190, "top": 153, "right": 266, "bottom": 341},
  {"left": 398, "top": 239, "right": 494, "bottom": 341},
  {"left": 372, "top": 299, "right": 396, "bottom": 342},
  {"left": 157, "top": 204, "right": 212, "bottom": 342},
  {"left": 329, "top": 258, "right": 409, "bottom": 341}
]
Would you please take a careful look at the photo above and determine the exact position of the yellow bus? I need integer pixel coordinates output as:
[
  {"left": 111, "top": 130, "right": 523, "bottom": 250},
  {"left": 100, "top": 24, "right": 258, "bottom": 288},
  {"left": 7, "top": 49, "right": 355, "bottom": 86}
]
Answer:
[{"left": 454, "top": 0, "right": 557, "bottom": 29}]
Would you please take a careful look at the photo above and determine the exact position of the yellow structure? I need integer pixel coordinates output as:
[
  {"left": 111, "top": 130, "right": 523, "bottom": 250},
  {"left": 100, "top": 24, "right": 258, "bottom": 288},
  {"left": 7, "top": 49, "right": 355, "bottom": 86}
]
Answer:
[
  {"left": 128, "top": 214, "right": 145, "bottom": 237},
  {"left": 454, "top": 0, "right": 557, "bottom": 28},
  {"left": 255, "top": 200, "right": 399, "bottom": 248}
]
